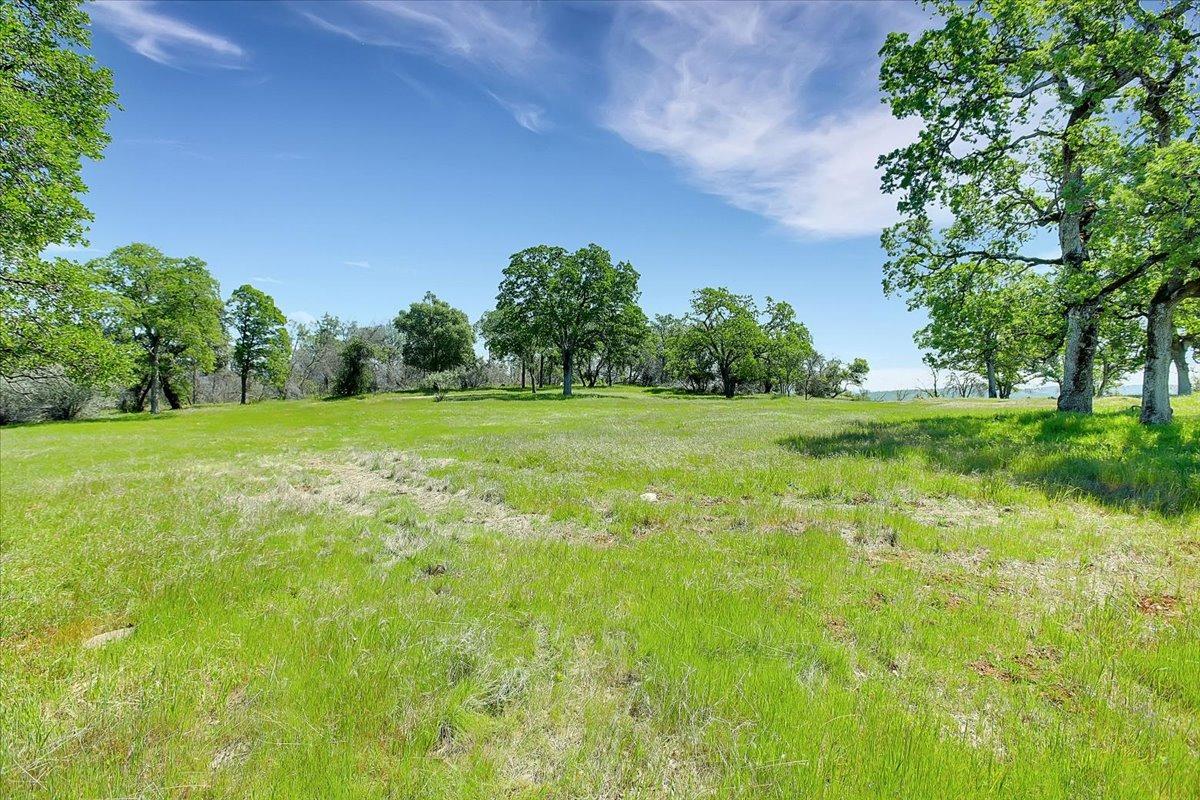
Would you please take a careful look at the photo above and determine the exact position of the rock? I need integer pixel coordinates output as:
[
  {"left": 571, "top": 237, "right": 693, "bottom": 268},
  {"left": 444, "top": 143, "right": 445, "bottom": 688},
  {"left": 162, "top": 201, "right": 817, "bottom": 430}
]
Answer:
[
  {"left": 82, "top": 626, "right": 134, "bottom": 649},
  {"left": 639, "top": 492, "right": 658, "bottom": 502}
]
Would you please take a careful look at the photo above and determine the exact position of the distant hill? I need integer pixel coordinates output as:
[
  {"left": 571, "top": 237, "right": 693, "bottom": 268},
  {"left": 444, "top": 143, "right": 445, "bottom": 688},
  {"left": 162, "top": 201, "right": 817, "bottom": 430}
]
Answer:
[{"left": 868, "top": 384, "right": 1145, "bottom": 401}]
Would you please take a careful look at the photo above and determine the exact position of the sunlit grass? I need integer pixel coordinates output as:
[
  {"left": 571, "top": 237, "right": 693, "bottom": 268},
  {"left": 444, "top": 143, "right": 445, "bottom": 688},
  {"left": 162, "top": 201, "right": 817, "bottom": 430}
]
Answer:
[{"left": 2, "top": 390, "right": 1197, "bottom": 797}]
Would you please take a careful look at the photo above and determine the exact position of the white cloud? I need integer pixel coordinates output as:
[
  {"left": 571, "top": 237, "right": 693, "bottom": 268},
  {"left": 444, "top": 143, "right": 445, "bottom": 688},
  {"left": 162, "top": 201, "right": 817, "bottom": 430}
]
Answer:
[
  {"left": 89, "top": 1, "right": 245, "bottom": 68},
  {"left": 298, "top": 0, "right": 545, "bottom": 75},
  {"left": 602, "top": 1, "right": 925, "bottom": 238},
  {"left": 487, "top": 91, "right": 548, "bottom": 133},
  {"left": 288, "top": 310, "right": 318, "bottom": 326},
  {"left": 251, "top": 276, "right": 283, "bottom": 285},
  {"left": 343, "top": 260, "right": 371, "bottom": 269}
]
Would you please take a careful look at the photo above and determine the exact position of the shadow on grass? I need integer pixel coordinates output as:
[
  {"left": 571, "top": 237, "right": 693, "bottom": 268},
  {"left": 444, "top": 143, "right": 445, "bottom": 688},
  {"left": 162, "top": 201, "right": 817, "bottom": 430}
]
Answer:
[
  {"left": 644, "top": 387, "right": 748, "bottom": 400},
  {"left": 2, "top": 411, "right": 177, "bottom": 429},
  {"left": 779, "top": 407, "right": 1199, "bottom": 516},
  {"left": 439, "top": 388, "right": 631, "bottom": 402}
]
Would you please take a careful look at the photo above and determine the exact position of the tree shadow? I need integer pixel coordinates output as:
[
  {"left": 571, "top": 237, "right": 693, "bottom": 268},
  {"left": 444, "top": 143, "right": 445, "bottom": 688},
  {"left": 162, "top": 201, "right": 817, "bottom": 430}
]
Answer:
[
  {"left": 643, "top": 387, "right": 749, "bottom": 400},
  {"left": 778, "top": 408, "right": 1199, "bottom": 516},
  {"left": 439, "top": 388, "right": 630, "bottom": 402}
]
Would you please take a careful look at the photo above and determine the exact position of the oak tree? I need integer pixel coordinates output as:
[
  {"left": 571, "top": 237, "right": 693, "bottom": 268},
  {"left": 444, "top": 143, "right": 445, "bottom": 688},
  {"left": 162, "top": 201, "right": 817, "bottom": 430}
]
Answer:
[{"left": 227, "top": 284, "right": 290, "bottom": 404}]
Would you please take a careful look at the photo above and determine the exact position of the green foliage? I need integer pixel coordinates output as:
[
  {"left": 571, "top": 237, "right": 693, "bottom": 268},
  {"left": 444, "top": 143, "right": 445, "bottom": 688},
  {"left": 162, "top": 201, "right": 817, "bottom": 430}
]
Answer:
[
  {"left": 494, "top": 244, "right": 642, "bottom": 395},
  {"left": 420, "top": 369, "right": 459, "bottom": 401},
  {"left": 95, "top": 244, "right": 226, "bottom": 412},
  {"left": 0, "top": 257, "right": 133, "bottom": 385},
  {"left": 332, "top": 337, "right": 375, "bottom": 397},
  {"left": 479, "top": 307, "right": 535, "bottom": 368},
  {"left": 227, "top": 284, "right": 290, "bottom": 403},
  {"left": 0, "top": 0, "right": 117, "bottom": 264},
  {"left": 799, "top": 354, "right": 870, "bottom": 399},
  {"left": 394, "top": 292, "right": 475, "bottom": 374},
  {"left": 878, "top": 0, "right": 1199, "bottom": 413},
  {"left": 913, "top": 264, "right": 1059, "bottom": 397},
  {"left": 761, "top": 298, "right": 815, "bottom": 395},
  {"left": 0, "top": 0, "right": 123, "bottom": 384},
  {"left": 671, "top": 287, "right": 765, "bottom": 398}
]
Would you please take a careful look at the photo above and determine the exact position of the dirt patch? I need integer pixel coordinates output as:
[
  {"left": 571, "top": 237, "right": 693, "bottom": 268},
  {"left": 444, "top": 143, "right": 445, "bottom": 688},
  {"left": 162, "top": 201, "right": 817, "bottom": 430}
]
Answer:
[
  {"left": 219, "top": 451, "right": 597, "bottom": 544},
  {"left": 907, "top": 495, "right": 1014, "bottom": 529},
  {"left": 969, "top": 658, "right": 1021, "bottom": 684},
  {"left": 210, "top": 739, "right": 250, "bottom": 770},
  {"left": 1136, "top": 593, "right": 1181, "bottom": 617}
]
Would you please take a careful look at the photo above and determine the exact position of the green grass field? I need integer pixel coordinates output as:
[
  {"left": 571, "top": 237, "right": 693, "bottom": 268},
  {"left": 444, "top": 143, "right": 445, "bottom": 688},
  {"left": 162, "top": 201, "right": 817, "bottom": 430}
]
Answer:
[{"left": 3, "top": 389, "right": 1197, "bottom": 798}]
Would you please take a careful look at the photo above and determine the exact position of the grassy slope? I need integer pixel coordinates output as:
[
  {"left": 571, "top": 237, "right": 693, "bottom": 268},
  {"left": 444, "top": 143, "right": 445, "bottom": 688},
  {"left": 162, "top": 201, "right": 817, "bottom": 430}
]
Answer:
[{"left": 2, "top": 389, "right": 1197, "bottom": 798}]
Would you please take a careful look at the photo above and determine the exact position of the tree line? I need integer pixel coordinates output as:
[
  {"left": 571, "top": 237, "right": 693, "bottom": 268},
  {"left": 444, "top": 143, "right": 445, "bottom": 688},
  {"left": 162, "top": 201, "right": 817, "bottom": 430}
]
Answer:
[
  {"left": 878, "top": 0, "right": 1200, "bottom": 423},
  {"left": 479, "top": 245, "right": 868, "bottom": 399},
  {"left": 1, "top": 236, "right": 870, "bottom": 420}
]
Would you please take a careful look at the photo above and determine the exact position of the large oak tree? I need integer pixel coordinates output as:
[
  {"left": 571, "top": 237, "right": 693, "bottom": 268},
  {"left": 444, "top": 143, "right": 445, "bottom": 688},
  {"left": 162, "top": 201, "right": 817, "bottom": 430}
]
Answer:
[
  {"left": 494, "top": 244, "right": 641, "bottom": 396},
  {"left": 96, "top": 244, "right": 226, "bottom": 413},
  {"left": 879, "top": 0, "right": 1198, "bottom": 420}
]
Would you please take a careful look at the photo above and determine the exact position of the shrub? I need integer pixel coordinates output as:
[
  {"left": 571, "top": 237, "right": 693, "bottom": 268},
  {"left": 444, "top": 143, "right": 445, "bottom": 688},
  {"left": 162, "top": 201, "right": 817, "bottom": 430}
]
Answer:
[
  {"left": 332, "top": 338, "right": 375, "bottom": 397},
  {"left": 41, "top": 379, "right": 95, "bottom": 420},
  {"left": 421, "top": 370, "right": 459, "bottom": 401},
  {"left": 0, "top": 382, "right": 41, "bottom": 425}
]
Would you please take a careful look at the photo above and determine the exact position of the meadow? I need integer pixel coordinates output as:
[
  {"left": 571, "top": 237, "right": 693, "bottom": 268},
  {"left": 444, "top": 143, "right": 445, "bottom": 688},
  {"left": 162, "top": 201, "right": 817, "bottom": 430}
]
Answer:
[{"left": 2, "top": 389, "right": 1197, "bottom": 798}]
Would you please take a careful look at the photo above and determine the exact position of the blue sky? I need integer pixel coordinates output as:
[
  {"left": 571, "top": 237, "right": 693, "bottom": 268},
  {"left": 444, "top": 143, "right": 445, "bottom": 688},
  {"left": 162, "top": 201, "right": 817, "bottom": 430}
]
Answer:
[{"left": 63, "top": 0, "right": 936, "bottom": 390}]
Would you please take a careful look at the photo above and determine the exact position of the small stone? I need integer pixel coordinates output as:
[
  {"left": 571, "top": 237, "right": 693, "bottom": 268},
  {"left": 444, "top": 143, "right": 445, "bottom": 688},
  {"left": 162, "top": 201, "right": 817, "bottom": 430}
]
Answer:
[
  {"left": 82, "top": 626, "right": 134, "bottom": 649},
  {"left": 639, "top": 492, "right": 658, "bottom": 502}
]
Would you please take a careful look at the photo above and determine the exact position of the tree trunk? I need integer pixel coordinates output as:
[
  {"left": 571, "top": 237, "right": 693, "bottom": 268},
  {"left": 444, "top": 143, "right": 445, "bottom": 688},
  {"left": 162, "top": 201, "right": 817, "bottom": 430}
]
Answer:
[
  {"left": 985, "top": 354, "right": 997, "bottom": 399},
  {"left": 562, "top": 350, "right": 573, "bottom": 397},
  {"left": 1174, "top": 339, "right": 1192, "bottom": 396},
  {"left": 133, "top": 377, "right": 150, "bottom": 412},
  {"left": 520, "top": 361, "right": 526, "bottom": 390},
  {"left": 539, "top": 354, "right": 545, "bottom": 389},
  {"left": 1057, "top": 302, "right": 1098, "bottom": 413},
  {"left": 149, "top": 343, "right": 161, "bottom": 414},
  {"left": 721, "top": 367, "right": 734, "bottom": 399},
  {"left": 240, "top": 370, "right": 249, "bottom": 405},
  {"left": 163, "top": 380, "right": 183, "bottom": 410},
  {"left": 1140, "top": 294, "right": 1176, "bottom": 425}
]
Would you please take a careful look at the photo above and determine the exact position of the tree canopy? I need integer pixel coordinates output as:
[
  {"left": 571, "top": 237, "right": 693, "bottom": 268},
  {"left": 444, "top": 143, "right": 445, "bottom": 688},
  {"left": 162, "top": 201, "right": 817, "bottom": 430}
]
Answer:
[
  {"left": 879, "top": 0, "right": 1199, "bottom": 422},
  {"left": 332, "top": 337, "right": 374, "bottom": 397},
  {"left": 393, "top": 292, "right": 475, "bottom": 374},
  {"left": 494, "top": 244, "right": 641, "bottom": 396},
  {"left": 674, "top": 288, "right": 765, "bottom": 398},
  {"left": 95, "top": 244, "right": 226, "bottom": 413},
  {"left": 1, "top": 0, "right": 122, "bottom": 384},
  {"left": 227, "top": 284, "right": 290, "bottom": 404}
]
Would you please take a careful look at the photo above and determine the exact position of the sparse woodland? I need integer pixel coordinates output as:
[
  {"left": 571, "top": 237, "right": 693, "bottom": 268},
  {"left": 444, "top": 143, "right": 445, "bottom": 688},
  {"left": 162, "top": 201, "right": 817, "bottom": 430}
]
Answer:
[{"left": 2, "top": 3, "right": 1199, "bottom": 798}]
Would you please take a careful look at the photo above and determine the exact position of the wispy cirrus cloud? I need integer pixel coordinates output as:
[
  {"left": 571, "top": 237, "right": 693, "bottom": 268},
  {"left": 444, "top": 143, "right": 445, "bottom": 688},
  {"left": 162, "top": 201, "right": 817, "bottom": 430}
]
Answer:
[
  {"left": 602, "top": 1, "right": 926, "bottom": 238},
  {"left": 343, "top": 260, "right": 372, "bottom": 269},
  {"left": 297, "top": 1, "right": 545, "bottom": 75},
  {"left": 299, "top": 0, "right": 928, "bottom": 236},
  {"left": 251, "top": 276, "right": 284, "bottom": 285},
  {"left": 486, "top": 92, "right": 548, "bottom": 133},
  {"left": 88, "top": 0, "right": 245, "bottom": 68},
  {"left": 298, "top": 1, "right": 551, "bottom": 132}
]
